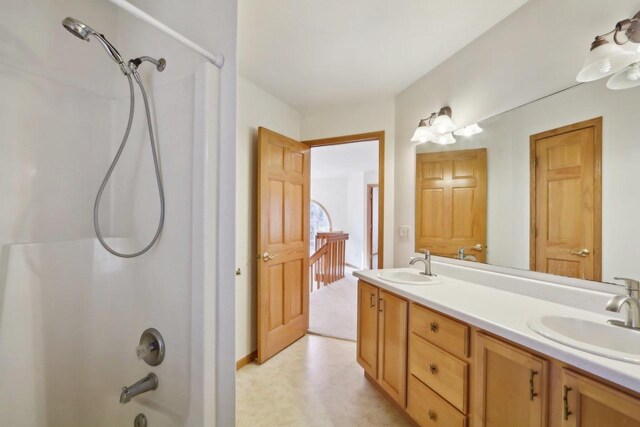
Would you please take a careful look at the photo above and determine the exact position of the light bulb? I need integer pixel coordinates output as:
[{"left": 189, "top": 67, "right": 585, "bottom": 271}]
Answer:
[
  {"left": 453, "top": 123, "right": 483, "bottom": 137},
  {"left": 599, "top": 59, "right": 612, "bottom": 73},
  {"left": 432, "top": 133, "right": 456, "bottom": 145},
  {"left": 627, "top": 66, "right": 640, "bottom": 81}
]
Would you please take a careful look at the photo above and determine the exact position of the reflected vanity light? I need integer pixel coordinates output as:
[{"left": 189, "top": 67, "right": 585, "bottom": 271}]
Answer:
[
  {"left": 607, "top": 62, "right": 640, "bottom": 90},
  {"left": 432, "top": 133, "right": 456, "bottom": 145},
  {"left": 578, "top": 10, "right": 640, "bottom": 88},
  {"left": 410, "top": 106, "right": 456, "bottom": 144},
  {"left": 453, "top": 123, "right": 483, "bottom": 137}
]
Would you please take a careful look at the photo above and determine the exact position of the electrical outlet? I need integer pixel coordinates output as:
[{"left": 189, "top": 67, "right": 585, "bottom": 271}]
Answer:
[{"left": 399, "top": 226, "right": 410, "bottom": 240}]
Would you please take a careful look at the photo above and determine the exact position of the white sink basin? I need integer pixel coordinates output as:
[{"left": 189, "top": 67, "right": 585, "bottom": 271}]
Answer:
[
  {"left": 528, "top": 315, "right": 640, "bottom": 364},
  {"left": 377, "top": 269, "right": 442, "bottom": 285}
]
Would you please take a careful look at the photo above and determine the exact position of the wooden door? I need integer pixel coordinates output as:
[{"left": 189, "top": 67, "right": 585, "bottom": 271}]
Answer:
[
  {"left": 475, "top": 333, "right": 548, "bottom": 427},
  {"left": 561, "top": 369, "right": 640, "bottom": 427},
  {"left": 357, "top": 281, "right": 378, "bottom": 379},
  {"left": 415, "top": 148, "right": 487, "bottom": 261},
  {"left": 257, "top": 127, "right": 310, "bottom": 363},
  {"left": 531, "top": 118, "right": 602, "bottom": 281},
  {"left": 378, "top": 290, "right": 408, "bottom": 407}
]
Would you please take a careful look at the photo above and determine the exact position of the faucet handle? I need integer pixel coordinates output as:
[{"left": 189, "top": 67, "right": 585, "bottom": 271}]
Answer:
[{"left": 614, "top": 277, "right": 640, "bottom": 298}]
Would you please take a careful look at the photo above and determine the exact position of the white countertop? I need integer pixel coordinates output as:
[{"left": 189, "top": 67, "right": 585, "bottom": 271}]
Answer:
[{"left": 354, "top": 267, "right": 640, "bottom": 394}]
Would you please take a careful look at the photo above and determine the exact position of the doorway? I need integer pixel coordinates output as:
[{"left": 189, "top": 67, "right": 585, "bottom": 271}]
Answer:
[
  {"left": 530, "top": 117, "right": 602, "bottom": 281},
  {"left": 305, "top": 132, "right": 384, "bottom": 341},
  {"left": 255, "top": 128, "right": 384, "bottom": 362}
]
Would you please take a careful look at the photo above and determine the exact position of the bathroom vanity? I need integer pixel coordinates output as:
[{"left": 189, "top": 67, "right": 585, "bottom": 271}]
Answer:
[{"left": 355, "top": 267, "right": 640, "bottom": 427}]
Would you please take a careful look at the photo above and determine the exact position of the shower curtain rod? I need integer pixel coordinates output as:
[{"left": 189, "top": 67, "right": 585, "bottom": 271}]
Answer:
[{"left": 107, "top": 0, "right": 225, "bottom": 68}]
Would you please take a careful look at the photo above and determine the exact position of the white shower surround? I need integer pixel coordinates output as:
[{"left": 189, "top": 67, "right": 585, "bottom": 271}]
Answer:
[{"left": 0, "top": 1, "right": 223, "bottom": 425}]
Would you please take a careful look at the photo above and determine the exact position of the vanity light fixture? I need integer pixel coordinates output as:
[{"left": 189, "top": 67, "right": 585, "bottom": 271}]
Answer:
[
  {"left": 453, "top": 123, "right": 483, "bottom": 137},
  {"left": 577, "top": 10, "right": 640, "bottom": 88},
  {"left": 607, "top": 62, "right": 640, "bottom": 90},
  {"left": 432, "top": 133, "right": 456, "bottom": 145},
  {"left": 410, "top": 106, "right": 456, "bottom": 143}
]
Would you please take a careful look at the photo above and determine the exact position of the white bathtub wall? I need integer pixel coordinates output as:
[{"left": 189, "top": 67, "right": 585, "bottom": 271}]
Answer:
[
  {"left": 1, "top": 1, "right": 232, "bottom": 426},
  {"left": 0, "top": 0, "right": 118, "bottom": 254}
]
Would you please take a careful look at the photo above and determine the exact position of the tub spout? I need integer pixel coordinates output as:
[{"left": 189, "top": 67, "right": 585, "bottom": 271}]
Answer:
[{"left": 120, "top": 373, "right": 158, "bottom": 404}]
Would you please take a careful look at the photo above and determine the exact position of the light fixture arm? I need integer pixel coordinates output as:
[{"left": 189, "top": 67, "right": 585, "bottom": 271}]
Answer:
[{"left": 594, "top": 10, "right": 640, "bottom": 47}]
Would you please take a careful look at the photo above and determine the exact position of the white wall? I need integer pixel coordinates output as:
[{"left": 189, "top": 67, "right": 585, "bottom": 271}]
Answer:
[
  {"left": 302, "top": 99, "right": 395, "bottom": 267},
  {"left": 236, "top": 75, "right": 301, "bottom": 361},
  {"left": 393, "top": 0, "right": 637, "bottom": 267},
  {"left": 312, "top": 177, "right": 349, "bottom": 232}
]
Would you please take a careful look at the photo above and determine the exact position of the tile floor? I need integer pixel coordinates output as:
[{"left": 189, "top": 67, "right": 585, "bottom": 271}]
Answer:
[{"left": 236, "top": 335, "right": 412, "bottom": 427}]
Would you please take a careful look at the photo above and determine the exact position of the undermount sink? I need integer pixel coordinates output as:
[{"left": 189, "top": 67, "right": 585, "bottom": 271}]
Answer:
[
  {"left": 377, "top": 269, "right": 443, "bottom": 285},
  {"left": 528, "top": 315, "right": 640, "bottom": 364}
]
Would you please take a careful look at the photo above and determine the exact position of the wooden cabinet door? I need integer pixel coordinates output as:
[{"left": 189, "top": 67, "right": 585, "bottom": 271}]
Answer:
[
  {"left": 561, "top": 369, "right": 640, "bottom": 427},
  {"left": 378, "top": 290, "right": 408, "bottom": 407},
  {"left": 475, "top": 333, "right": 549, "bottom": 427},
  {"left": 357, "top": 281, "right": 379, "bottom": 379}
]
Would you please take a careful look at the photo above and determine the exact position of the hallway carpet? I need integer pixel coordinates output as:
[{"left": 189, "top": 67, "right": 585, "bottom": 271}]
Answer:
[{"left": 308, "top": 267, "right": 358, "bottom": 341}]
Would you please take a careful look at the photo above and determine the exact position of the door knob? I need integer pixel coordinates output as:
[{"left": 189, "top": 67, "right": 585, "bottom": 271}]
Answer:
[
  {"left": 262, "top": 252, "right": 278, "bottom": 262},
  {"left": 569, "top": 248, "right": 590, "bottom": 257}
]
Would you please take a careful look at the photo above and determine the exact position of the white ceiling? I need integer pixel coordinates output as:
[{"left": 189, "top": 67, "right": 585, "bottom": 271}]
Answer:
[
  {"left": 311, "top": 141, "right": 379, "bottom": 180},
  {"left": 239, "top": 0, "right": 528, "bottom": 111}
]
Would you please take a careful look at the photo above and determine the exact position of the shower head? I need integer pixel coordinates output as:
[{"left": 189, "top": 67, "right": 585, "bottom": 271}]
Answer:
[
  {"left": 62, "top": 17, "right": 92, "bottom": 41},
  {"left": 62, "top": 17, "right": 126, "bottom": 68}
]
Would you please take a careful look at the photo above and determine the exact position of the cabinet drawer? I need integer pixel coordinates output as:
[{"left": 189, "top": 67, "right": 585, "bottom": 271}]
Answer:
[
  {"left": 410, "top": 303, "right": 469, "bottom": 358},
  {"left": 407, "top": 374, "right": 467, "bottom": 427},
  {"left": 409, "top": 333, "right": 468, "bottom": 413}
]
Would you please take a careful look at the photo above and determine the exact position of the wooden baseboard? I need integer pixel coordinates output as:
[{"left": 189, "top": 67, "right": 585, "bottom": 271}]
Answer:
[{"left": 236, "top": 350, "right": 257, "bottom": 370}]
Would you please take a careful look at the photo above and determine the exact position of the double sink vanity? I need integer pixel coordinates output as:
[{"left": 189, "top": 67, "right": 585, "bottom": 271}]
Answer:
[{"left": 354, "top": 257, "right": 640, "bottom": 426}]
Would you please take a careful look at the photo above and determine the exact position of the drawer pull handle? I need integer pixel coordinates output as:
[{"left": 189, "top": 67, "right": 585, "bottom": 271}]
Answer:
[
  {"left": 563, "top": 386, "right": 573, "bottom": 420},
  {"left": 369, "top": 293, "right": 375, "bottom": 308},
  {"left": 427, "top": 410, "right": 437, "bottom": 421},
  {"left": 529, "top": 369, "right": 538, "bottom": 401},
  {"left": 430, "top": 321, "right": 439, "bottom": 333},
  {"left": 429, "top": 363, "right": 438, "bottom": 375}
]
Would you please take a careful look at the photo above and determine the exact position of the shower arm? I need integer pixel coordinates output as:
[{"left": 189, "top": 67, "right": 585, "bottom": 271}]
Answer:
[{"left": 128, "top": 56, "right": 166, "bottom": 73}]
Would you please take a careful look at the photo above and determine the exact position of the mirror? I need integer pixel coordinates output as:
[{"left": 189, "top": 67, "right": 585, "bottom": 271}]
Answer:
[{"left": 414, "top": 78, "right": 640, "bottom": 284}]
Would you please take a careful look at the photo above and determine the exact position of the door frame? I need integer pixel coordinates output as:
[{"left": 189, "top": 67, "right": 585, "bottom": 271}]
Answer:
[
  {"left": 529, "top": 117, "right": 602, "bottom": 279},
  {"left": 303, "top": 131, "right": 385, "bottom": 268},
  {"left": 366, "top": 184, "right": 379, "bottom": 269}
]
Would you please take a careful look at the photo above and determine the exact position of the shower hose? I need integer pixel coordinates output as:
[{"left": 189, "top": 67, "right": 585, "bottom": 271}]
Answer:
[{"left": 94, "top": 71, "right": 165, "bottom": 258}]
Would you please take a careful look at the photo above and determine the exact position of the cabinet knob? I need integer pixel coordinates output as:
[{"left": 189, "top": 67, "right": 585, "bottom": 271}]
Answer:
[
  {"left": 430, "top": 321, "right": 438, "bottom": 333},
  {"left": 427, "top": 410, "right": 437, "bottom": 420},
  {"left": 429, "top": 363, "right": 438, "bottom": 375}
]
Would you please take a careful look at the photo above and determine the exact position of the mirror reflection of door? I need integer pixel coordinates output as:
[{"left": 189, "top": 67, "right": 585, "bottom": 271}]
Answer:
[
  {"left": 367, "top": 184, "right": 379, "bottom": 269},
  {"left": 415, "top": 148, "right": 487, "bottom": 261},
  {"left": 530, "top": 118, "right": 602, "bottom": 281}
]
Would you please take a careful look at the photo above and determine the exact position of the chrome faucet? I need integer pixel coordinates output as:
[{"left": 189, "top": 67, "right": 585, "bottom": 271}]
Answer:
[
  {"left": 410, "top": 250, "right": 434, "bottom": 276},
  {"left": 120, "top": 373, "right": 158, "bottom": 404},
  {"left": 606, "top": 277, "right": 640, "bottom": 329},
  {"left": 457, "top": 244, "right": 484, "bottom": 260}
]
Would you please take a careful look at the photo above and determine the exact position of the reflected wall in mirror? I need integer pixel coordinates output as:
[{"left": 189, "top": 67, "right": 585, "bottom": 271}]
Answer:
[{"left": 414, "top": 79, "right": 640, "bottom": 284}]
